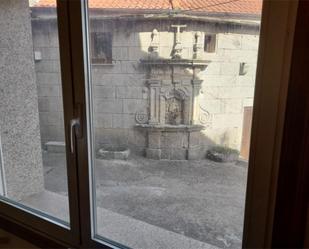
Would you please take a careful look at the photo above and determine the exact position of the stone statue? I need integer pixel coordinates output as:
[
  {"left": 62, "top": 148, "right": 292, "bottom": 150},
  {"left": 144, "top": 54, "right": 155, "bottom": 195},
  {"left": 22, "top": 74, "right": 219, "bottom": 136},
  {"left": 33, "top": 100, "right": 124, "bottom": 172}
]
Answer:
[
  {"left": 193, "top": 31, "right": 203, "bottom": 59},
  {"left": 149, "top": 29, "right": 159, "bottom": 59}
]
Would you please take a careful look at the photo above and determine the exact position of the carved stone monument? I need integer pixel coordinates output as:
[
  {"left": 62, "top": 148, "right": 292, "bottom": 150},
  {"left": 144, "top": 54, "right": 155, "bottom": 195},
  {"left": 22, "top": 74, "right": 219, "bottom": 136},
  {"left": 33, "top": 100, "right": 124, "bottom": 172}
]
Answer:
[{"left": 136, "top": 25, "right": 210, "bottom": 160}]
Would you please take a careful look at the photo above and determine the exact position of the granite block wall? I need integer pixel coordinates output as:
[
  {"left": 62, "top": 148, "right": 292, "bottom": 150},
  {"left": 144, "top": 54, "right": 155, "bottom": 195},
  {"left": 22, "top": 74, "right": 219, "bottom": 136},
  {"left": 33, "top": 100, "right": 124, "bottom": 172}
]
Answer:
[
  {"left": 0, "top": 0, "right": 44, "bottom": 200},
  {"left": 31, "top": 19, "right": 65, "bottom": 146},
  {"left": 32, "top": 16, "right": 259, "bottom": 155}
]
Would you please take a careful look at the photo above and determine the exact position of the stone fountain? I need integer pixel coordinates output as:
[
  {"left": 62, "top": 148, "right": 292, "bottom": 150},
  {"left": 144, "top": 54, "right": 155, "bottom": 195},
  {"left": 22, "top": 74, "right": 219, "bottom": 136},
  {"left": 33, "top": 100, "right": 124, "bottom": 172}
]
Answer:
[{"left": 135, "top": 25, "right": 210, "bottom": 160}]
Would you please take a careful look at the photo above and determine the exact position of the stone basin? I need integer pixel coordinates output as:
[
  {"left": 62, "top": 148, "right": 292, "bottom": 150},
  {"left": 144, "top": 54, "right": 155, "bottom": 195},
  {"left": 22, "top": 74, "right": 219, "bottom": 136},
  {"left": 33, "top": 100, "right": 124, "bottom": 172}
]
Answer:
[{"left": 97, "top": 146, "right": 130, "bottom": 160}]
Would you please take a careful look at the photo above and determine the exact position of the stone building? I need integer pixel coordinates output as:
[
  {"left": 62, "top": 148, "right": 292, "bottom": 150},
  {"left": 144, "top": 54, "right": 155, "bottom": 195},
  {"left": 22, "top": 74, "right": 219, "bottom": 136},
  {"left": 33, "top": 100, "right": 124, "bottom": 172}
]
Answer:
[{"left": 31, "top": 0, "right": 261, "bottom": 160}]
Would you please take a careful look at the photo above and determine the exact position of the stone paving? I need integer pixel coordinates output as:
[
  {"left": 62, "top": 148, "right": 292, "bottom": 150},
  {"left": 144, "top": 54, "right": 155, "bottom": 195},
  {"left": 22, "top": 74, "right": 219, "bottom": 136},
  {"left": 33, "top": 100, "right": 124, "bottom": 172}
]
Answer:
[{"left": 42, "top": 152, "right": 248, "bottom": 249}]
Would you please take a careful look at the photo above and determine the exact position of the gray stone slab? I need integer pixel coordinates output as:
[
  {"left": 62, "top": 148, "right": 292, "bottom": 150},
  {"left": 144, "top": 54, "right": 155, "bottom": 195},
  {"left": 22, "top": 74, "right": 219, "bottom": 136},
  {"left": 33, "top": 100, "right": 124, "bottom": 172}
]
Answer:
[{"left": 45, "top": 141, "right": 65, "bottom": 153}]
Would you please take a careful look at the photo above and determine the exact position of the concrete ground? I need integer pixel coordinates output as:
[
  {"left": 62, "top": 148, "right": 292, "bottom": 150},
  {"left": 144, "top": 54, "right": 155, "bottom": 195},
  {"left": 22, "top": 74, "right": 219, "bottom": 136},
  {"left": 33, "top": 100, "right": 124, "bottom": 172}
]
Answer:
[{"left": 42, "top": 152, "right": 248, "bottom": 249}]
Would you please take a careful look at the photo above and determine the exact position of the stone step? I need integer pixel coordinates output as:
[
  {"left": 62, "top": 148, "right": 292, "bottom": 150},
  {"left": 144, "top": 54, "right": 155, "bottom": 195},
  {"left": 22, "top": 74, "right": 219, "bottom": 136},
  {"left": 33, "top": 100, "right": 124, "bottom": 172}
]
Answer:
[{"left": 45, "top": 141, "right": 65, "bottom": 153}]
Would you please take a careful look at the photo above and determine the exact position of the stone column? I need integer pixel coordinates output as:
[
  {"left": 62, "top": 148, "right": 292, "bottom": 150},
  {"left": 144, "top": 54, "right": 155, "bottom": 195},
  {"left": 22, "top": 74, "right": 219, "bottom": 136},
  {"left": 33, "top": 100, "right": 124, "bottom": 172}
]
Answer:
[
  {"left": 147, "top": 79, "right": 161, "bottom": 124},
  {"left": 191, "top": 79, "right": 203, "bottom": 124},
  {"left": 0, "top": 0, "right": 44, "bottom": 200}
]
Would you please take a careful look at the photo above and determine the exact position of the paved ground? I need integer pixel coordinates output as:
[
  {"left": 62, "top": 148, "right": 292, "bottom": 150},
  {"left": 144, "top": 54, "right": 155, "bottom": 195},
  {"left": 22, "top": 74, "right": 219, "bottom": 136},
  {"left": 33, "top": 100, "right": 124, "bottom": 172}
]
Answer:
[{"left": 42, "top": 152, "right": 247, "bottom": 249}]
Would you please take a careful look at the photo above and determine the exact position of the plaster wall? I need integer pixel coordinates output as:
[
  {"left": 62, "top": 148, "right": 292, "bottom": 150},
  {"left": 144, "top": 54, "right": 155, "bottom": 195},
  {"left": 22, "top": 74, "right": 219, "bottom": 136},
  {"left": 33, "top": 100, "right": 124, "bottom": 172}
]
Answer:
[
  {"left": 0, "top": 0, "right": 44, "bottom": 200},
  {"left": 32, "top": 16, "right": 259, "bottom": 154}
]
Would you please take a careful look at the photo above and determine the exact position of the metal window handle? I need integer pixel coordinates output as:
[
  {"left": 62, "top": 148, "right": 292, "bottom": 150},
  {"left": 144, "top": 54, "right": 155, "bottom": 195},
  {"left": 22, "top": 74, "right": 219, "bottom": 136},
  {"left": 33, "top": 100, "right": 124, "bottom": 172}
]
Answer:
[{"left": 70, "top": 118, "right": 80, "bottom": 154}]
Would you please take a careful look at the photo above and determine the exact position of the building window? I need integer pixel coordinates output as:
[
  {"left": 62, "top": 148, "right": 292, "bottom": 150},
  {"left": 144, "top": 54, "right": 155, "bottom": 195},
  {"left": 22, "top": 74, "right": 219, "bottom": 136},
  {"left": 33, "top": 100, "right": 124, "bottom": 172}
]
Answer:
[
  {"left": 204, "top": 34, "right": 216, "bottom": 53},
  {"left": 91, "top": 32, "right": 113, "bottom": 64}
]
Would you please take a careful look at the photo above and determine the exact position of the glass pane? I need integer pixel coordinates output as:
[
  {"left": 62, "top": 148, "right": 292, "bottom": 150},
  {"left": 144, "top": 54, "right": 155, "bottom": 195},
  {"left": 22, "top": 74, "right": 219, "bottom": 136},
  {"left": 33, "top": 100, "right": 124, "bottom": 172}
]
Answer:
[
  {"left": 84, "top": 0, "right": 262, "bottom": 248},
  {"left": 0, "top": 0, "right": 69, "bottom": 225}
]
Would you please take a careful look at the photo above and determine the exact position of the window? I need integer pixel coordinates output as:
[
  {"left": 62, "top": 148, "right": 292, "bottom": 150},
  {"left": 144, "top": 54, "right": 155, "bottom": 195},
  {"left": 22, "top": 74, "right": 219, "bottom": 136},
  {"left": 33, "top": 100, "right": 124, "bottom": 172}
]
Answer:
[
  {"left": 90, "top": 32, "right": 113, "bottom": 64},
  {"left": 204, "top": 34, "right": 216, "bottom": 52},
  {"left": 0, "top": 0, "right": 299, "bottom": 248},
  {"left": 0, "top": 0, "right": 73, "bottom": 240}
]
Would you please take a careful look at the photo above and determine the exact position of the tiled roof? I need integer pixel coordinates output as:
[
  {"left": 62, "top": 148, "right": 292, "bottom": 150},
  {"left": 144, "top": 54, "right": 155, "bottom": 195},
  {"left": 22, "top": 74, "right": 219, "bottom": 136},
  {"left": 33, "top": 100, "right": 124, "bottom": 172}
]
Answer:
[{"left": 32, "top": 0, "right": 262, "bottom": 15}]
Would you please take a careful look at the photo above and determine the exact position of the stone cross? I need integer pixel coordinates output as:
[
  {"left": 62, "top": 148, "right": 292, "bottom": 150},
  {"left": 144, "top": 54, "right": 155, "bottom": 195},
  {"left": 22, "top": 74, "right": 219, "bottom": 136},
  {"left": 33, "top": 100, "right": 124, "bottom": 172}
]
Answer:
[
  {"left": 171, "top": 24, "right": 187, "bottom": 59},
  {"left": 171, "top": 24, "right": 187, "bottom": 44}
]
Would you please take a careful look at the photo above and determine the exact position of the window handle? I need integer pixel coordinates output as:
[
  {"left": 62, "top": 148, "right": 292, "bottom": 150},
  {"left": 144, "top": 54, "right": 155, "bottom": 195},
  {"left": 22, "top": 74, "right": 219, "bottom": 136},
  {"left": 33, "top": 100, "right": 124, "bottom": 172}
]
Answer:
[{"left": 70, "top": 118, "right": 80, "bottom": 154}]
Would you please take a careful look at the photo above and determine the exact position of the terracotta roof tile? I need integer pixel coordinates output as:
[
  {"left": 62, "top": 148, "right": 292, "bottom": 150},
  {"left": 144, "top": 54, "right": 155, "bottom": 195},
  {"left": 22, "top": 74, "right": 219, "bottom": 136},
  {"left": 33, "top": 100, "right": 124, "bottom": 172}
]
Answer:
[{"left": 32, "top": 0, "right": 262, "bottom": 15}]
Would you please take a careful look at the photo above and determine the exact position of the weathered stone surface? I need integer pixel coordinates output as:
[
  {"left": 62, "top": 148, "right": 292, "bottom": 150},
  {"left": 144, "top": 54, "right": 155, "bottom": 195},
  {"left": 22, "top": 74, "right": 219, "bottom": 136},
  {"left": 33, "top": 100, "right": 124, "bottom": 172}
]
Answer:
[
  {"left": 241, "top": 35, "right": 259, "bottom": 50},
  {"left": 146, "top": 148, "right": 161, "bottom": 160},
  {"left": 170, "top": 148, "right": 187, "bottom": 160},
  {"left": 93, "top": 86, "right": 116, "bottom": 99},
  {"left": 148, "top": 132, "right": 161, "bottom": 149},
  {"left": 97, "top": 147, "right": 130, "bottom": 160},
  {"left": 35, "top": 60, "right": 61, "bottom": 73},
  {"left": 94, "top": 114, "right": 113, "bottom": 128},
  {"left": 38, "top": 84, "right": 61, "bottom": 97},
  {"left": 189, "top": 131, "right": 201, "bottom": 147},
  {"left": 38, "top": 97, "right": 62, "bottom": 112},
  {"left": 116, "top": 86, "right": 143, "bottom": 99},
  {"left": 94, "top": 99, "right": 123, "bottom": 114},
  {"left": 161, "top": 132, "right": 185, "bottom": 148},
  {"left": 188, "top": 147, "right": 203, "bottom": 160},
  {"left": 123, "top": 99, "right": 148, "bottom": 114},
  {"left": 95, "top": 128, "right": 129, "bottom": 148},
  {"left": 45, "top": 141, "right": 65, "bottom": 153},
  {"left": 220, "top": 62, "right": 240, "bottom": 76},
  {"left": 217, "top": 34, "right": 242, "bottom": 50},
  {"left": 36, "top": 72, "right": 61, "bottom": 85},
  {"left": 0, "top": 0, "right": 44, "bottom": 200}
]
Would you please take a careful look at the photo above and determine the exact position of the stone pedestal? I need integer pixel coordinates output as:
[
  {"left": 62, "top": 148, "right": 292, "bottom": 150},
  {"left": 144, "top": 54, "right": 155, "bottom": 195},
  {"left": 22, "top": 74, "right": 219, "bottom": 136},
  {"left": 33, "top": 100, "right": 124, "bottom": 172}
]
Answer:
[{"left": 137, "top": 124, "right": 204, "bottom": 160}]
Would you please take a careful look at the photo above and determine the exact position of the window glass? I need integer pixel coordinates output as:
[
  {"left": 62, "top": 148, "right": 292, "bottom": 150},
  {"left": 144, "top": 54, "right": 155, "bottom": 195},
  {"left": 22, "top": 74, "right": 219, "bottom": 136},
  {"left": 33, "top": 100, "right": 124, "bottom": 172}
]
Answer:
[
  {"left": 0, "top": 0, "right": 70, "bottom": 225},
  {"left": 84, "top": 0, "right": 263, "bottom": 248}
]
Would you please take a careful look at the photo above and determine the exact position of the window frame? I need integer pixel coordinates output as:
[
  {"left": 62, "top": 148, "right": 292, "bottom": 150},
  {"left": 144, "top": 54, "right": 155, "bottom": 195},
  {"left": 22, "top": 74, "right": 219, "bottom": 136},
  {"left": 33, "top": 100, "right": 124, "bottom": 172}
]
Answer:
[
  {"left": 0, "top": 0, "right": 300, "bottom": 248},
  {"left": 0, "top": 0, "right": 82, "bottom": 247}
]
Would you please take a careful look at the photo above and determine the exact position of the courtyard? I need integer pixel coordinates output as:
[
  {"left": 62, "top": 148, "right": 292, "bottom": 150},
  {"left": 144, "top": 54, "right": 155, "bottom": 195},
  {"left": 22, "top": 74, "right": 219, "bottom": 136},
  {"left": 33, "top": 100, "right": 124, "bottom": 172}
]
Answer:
[{"left": 37, "top": 152, "right": 248, "bottom": 249}]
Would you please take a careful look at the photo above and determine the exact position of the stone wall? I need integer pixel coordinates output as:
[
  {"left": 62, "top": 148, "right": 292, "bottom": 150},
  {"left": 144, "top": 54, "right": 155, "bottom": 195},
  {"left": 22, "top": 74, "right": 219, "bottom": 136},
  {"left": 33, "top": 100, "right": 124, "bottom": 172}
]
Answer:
[
  {"left": 32, "top": 15, "right": 259, "bottom": 155},
  {"left": 31, "top": 19, "right": 64, "bottom": 146},
  {"left": 199, "top": 33, "right": 258, "bottom": 150},
  {"left": 0, "top": 0, "right": 44, "bottom": 200}
]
